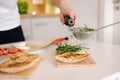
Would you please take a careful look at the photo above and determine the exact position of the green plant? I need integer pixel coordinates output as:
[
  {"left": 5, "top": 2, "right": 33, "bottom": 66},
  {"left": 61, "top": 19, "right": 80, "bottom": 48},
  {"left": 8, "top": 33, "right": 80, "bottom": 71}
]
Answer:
[
  {"left": 47, "top": 0, "right": 55, "bottom": 12},
  {"left": 17, "top": 0, "right": 29, "bottom": 14}
]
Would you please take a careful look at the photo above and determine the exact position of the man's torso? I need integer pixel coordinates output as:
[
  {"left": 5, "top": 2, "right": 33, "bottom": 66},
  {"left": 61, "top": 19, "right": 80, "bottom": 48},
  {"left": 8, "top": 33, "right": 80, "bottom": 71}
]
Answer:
[{"left": 0, "top": 0, "right": 20, "bottom": 31}]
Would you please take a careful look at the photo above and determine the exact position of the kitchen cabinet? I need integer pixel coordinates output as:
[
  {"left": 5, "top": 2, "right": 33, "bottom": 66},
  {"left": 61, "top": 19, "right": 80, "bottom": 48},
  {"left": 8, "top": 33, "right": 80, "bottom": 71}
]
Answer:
[
  {"left": 21, "top": 16, "right": 70, "bottom": 40},
  {"left": 31, "top": 17, "right": 70, "bottom": 40},
  {"left": 21, "top": 18, "right": 32, "bottom": 40}
]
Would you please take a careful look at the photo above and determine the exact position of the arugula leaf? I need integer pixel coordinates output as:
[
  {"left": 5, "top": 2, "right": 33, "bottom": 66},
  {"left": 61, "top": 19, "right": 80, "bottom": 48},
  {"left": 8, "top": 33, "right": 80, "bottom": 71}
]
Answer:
[{"left": 56, "top": 43, "right": 88, "bottom": 54}]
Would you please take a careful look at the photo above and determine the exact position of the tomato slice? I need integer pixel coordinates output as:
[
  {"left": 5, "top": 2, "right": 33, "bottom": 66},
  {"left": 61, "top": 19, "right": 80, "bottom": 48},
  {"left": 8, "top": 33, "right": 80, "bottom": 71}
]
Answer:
[
  {"left": 17, "top": 48, "right": 24, "bottom": 52},
  {"left": 2, "top": 50, "right": 8, "bottom": 55},
  {"left": 0, "top": 48, "right": 3, "bottom": 51},
  {"left": 8, "top": 47, "right": 18, "bottom": 54},
  {"left": 0, "top": 47, "right": 24, "bottom": 56},
  {"left": 0, "top": 50, "right": 3, "bottom": 56}
]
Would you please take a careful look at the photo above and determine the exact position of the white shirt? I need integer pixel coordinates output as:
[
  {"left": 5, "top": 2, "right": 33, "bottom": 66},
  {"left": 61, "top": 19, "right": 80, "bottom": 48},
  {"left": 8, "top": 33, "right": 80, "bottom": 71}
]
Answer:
[{"left": 0, "top": 0, "right": 20, "bottom": 31}]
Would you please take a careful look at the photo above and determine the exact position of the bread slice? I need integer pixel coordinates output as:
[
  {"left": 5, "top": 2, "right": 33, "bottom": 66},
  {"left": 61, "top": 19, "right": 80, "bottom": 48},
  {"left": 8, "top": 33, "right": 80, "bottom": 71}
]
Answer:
[
  {"left": 55, "top": 51, "right": 89, "bottom": 63},
  {"left": 0, "top": 53, "right": 40, "bottom": 73}
]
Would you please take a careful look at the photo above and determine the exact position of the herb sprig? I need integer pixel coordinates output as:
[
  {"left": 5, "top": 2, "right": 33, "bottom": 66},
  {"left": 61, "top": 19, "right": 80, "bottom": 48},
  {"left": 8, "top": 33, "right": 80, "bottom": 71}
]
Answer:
[{"left": 56, "top": 43, "right": 88, "bottom": 54}]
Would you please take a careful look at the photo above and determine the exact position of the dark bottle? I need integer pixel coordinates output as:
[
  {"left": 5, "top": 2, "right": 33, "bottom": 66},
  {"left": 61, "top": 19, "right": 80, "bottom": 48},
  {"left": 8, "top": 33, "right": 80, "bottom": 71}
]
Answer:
[{"left": 64, "top": 16, "right": 75, "bottom": 26}]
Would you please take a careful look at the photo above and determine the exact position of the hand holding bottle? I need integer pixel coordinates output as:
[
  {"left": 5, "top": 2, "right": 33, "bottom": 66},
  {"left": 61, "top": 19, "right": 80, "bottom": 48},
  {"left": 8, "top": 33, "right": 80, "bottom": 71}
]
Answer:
[{"left": 59, "top": 8, "right": 78, "bottom": 27}]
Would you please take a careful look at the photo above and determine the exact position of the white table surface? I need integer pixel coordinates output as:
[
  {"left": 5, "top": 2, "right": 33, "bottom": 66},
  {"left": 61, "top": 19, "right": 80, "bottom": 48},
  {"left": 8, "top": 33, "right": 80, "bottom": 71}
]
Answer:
[{"left": 0, "top": 41, "right": 120, "bottom": 80}]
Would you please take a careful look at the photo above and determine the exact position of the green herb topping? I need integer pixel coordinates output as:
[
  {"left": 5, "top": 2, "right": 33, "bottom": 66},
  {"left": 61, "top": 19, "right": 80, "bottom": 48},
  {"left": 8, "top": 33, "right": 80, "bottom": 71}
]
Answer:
[
  {"left": 72, "top": 24, "right": 94, "bottom": 32},
  {"left": 56, "top": 43, "right": 88, "bottom": 54}
]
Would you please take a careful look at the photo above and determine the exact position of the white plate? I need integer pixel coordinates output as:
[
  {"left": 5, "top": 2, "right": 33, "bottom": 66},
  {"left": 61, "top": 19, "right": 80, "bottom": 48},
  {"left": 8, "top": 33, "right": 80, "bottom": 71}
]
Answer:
[{"left": 12, "top": 40, "right": 53, "bottom": 52}]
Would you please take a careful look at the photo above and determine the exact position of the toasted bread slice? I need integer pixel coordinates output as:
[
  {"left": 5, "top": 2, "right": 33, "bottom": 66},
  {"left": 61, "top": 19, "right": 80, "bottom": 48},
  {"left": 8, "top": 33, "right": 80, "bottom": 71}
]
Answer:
[
  {"left": 55, "top": 51, "right": 89, "bottom": 63},
  {"left": 0, "top": 53, "right": 40, "bottom": 73}
]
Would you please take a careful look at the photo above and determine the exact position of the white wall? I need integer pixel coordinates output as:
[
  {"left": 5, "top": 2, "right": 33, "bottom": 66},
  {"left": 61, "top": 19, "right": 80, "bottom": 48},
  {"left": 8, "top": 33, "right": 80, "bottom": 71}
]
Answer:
[
  {"left": 98, "top": 0, "right": 114, "bottom": 43},
  {"left": 103, "top": 0, "right": 114, "bottom": 43},
  {"left": 99, "top": 0, "right": 120, "bottom": 45},
  {"left": 113, "top": 1, "right": 120, "bottom": 45},
  {"left": 68, "top": 0, "right": 99, "bottom": 27}
]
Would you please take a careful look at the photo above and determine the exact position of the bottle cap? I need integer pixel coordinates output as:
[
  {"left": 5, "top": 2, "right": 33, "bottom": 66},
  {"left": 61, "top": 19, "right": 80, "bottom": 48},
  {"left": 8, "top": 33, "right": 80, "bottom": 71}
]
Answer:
[{"left": 64, "top": 16, "right": 75, "bottom": 26}]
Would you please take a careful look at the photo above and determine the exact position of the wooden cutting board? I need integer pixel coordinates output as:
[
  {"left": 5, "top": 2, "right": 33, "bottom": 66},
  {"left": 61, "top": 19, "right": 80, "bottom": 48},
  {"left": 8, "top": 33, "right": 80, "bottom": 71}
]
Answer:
[
  {"left": 0, "top": 57, "right": 43, "bottom": 79},
  {"left": 56, "top": 56, "right": 96, "bottom": 67}
]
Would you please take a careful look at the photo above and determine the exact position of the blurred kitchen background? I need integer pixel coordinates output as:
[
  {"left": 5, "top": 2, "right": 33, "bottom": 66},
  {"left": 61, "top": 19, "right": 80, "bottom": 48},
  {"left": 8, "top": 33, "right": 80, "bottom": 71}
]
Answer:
[{"left": 18, "top": 0, "right": 120, "bottom": 45}]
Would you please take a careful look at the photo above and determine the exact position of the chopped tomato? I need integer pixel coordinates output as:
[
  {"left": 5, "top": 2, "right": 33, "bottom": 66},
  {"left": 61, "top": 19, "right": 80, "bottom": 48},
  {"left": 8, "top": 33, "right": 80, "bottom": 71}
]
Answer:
[
  {"left": 2, "top": 49, "right": 8, "bottom": 55},
  {"left": 8, "top": 47, "right": 18, "bottom": 54},
  {"left": 0, "top": 47, "right": 24, "bottom": 56},
  {"left": 17, "top": 48, "right": 24, "bottom": 52},
  {"left": 4, "top": 48, "right": 9, "bottom": 50},
  {"left": 2, "top": 48, "right": 9, "bottom": 55},
  {"left": 0, "top": 48, "right": 3, "bottom": 51},
  {"left": 0, "top": 50, "right": 3, "bottom": 56}
]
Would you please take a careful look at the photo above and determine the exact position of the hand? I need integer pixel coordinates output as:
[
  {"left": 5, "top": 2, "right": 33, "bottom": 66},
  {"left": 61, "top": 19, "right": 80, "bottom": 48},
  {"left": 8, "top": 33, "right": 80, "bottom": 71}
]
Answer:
[{"left": 59, "top": 8, "right": 78, "bottom": 26}]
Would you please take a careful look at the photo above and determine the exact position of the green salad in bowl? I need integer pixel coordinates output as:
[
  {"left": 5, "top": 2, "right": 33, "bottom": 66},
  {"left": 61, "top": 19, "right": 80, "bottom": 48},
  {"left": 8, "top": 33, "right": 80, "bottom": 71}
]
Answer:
[{"left": 72, "top": 25, "right": 95, "bottom": 40}]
